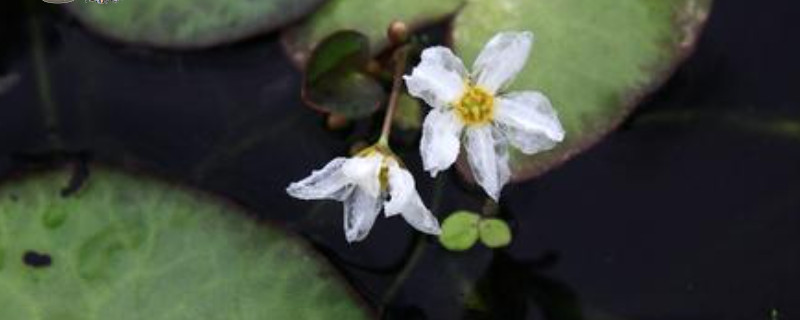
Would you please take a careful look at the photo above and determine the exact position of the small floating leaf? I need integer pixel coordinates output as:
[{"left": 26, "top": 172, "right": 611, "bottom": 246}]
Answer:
[
  {"left": 66, "top": 0, "right": 325, "bottom": 48},
  {"left": 478, "top": 218, "right": 511, "bottom": 249},
  {"left": 302, "top": 31, "right": 385, "bottom": 119},
  {"left": 0, "top": 168, "right": 369, "bottom": 319},
  {"left": 452, "top": 0, "right": 712, "bottom": 181},
  {"left": 283, "top": 0, "right": 465, "bottom": 66},
  {"left": 439, "top": 211, "right": 481, "bottom": 251}
]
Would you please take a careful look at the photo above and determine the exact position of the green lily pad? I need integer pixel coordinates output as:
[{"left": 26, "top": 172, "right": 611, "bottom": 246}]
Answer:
[
  {"left": 303, "top": 31, "right": 385, "bottom": 119},
  {"left": 477, "top": 219, "right": 511, "bottom": 249},
  {"left": 282, "top": 0, "right": 464, "bottom": 66},
  {"left": 438, "top": 211, "right": 480, "bottom": 251},
  {"left": 65, "top": 0, "right": 325, "bottom": 48},
  {"left": 0, "top": 167, "right": 369, "bottom": 319},
  {"left": 452, "top": 0, "right": 712, "bottom": 181}
]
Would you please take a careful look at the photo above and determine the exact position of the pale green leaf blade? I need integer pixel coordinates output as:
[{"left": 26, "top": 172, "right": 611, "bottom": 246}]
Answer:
[
  {"left": 66, "top": 0, "right": 325, "bottom": 48},
  {"left": 0, "top": 168, "right": 369, "bottom": 319},
  {"left": 452, "top": 0, "right": 712, "bottom": 181}
]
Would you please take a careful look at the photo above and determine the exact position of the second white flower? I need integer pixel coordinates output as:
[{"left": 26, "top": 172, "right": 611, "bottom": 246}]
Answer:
[{"left": 287, "top": 148, "right": 440, "bottom": 243}]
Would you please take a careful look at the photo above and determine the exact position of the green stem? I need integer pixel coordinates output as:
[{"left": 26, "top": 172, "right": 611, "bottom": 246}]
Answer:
[
  {"left": 482, "top": 199, "right": 500, "bottom": 217},
  {"left": 377, "top": 46, "right": 410, "bottom": 147},
  {"left": 380, "top": 234, "right": 427, "bottom": 308}
]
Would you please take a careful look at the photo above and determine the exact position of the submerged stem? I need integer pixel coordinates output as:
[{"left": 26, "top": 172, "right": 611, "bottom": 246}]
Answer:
[
  {"left": 379, "top": 175, "right": 445, "bottom": 314},
  {"left": 380, "top": 234, "right": 427, "bottom": 306},
  {"left": 377, "top": 46, "right": 410, "bottom": 147},
  {"left": 482, "top": 199, "right": 500, "bottom": 217},
  {"left": 28, "top": 9, "right": 61, "bottom": 149}
]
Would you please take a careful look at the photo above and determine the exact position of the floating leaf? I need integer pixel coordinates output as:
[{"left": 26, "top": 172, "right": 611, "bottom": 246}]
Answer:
[
  {"left": 302, "top": 31, "right": 385, "bottom": 119},
  {"left": 439, "top": 211, "right": 480, "bottom": 251},
  {"left": 0, "top": 168, "right": 369, "bottom": 319},
  {"left": 452, "top": 0, "right": 712, "bottom": 181},
  {"left": 66, "top": 0, "right": 325, "bottom": 48},
  {"left": 478, "top": 218, "right": 511, "bottom": 248},
  {"left": 283, "top": 0, "right": 465, "bottom": 66}
]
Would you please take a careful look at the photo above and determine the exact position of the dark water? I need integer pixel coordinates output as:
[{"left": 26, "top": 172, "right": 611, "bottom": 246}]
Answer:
[{"left": 1, "top": 0, "right": 799, "bottom": 319}]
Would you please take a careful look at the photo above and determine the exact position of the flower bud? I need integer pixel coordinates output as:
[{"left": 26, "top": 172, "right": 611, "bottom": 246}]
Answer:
[
  {"left": 326, "top": 113, "right": 349, "bottom": 130},
  {"left": 387, "top": 21, "right": 409, "bottom": 45}
]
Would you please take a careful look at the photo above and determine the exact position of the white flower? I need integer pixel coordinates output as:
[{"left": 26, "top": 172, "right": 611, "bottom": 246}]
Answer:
[
  {"left": 404, "top": 31, "right": 565, "bottom": 200},
  {"left": 286, "top": 149, "right": 441, "bottom": 243}
]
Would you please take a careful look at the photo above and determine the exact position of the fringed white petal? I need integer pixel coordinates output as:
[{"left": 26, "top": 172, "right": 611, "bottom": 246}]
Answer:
[
  {"left": 385, "top": 164, "right": 441, "bottom": 235},
  {"left": 286, "top": 157, "right": 353, "bottom": 201},
  {"left": 472, "top": 31, "right": 533, "bottom": 94},
  {"left": 494, "top": 91, "right": 565, "bottom": 154},
  {"left": 341, "top": 154, "right": 383, "bottom": 198},
  {"left": 464, "top": 126, "right": 511, "bottom": 201},
  {"left": 420, "top": 108, "right": 464, "bottom": 177},
  {"left": 343, "top": 188, "right": 383, "bottom": 243},
  {"left": 404, "top": 46, "right": 468, "bottom": 109}
]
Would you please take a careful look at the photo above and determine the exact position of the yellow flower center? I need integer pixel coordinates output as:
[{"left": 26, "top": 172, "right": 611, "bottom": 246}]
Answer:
[{"left": 453, "top": 85, "right": 495, "bottom": 125}]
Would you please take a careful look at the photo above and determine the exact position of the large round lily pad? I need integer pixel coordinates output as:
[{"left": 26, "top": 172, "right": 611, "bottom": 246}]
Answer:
[
  {"left": 282, "top": 0, "right": 464, "bottom": 66},
  {"left": 66, "top": 0, "right": 325, "bottom": 48},
  {"left": 0, "top": 167, "right": 369, "bottom": 319},
  {"left": 452, "top": 0, "right": 712, "bottom": 181}
]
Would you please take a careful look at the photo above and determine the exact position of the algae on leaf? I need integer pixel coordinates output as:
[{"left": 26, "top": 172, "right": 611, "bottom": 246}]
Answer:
[
  {"left": 0, "top": 167, "right": 369, "bottom": 319},
  {"left": 452, "top": 0, "right": 712, "bottom": 181}
]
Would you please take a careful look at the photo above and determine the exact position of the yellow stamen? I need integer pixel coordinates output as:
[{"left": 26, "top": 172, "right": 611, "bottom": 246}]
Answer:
[
  {"left": 355, "top": 144, "right": 401, "bottom": 192},
  {"left": 453, "top": 85, "right": 495, "bottom": 125},
  {"left": 378, "top": 162, "right": 390, "bottom": 192}
]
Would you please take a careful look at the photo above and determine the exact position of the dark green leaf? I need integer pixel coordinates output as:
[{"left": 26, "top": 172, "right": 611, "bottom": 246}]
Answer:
[
  {"left": 302, "top": 31, "right": 385, "bottom": 119},
  {"left": 306, "top": 31, "right": 371, "bottom": 82}
]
